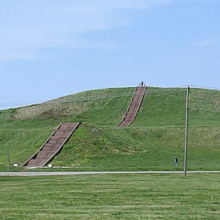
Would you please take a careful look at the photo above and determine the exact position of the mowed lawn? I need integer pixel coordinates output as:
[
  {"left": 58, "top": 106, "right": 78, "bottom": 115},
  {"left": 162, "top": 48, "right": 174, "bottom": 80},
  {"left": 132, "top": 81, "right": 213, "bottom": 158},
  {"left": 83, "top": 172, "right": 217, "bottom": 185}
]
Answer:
[{"left": 0, "top": 174, "right": 220, "bottom": 219}]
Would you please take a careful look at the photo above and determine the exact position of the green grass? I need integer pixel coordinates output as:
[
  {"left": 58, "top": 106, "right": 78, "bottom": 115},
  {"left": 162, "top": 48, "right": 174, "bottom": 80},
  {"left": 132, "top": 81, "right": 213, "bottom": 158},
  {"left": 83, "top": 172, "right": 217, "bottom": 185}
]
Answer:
[
  {"left": 0, "top": 87, "right": 220, "bottom": 171},
  {"left": 0, "top": 174, "right": 220, "bottom": 219},
  {"left": 0, "top": 87, "right": 133, "bottom": 170},
  {"left": 8, "top": 87, "right": 134, "bottom": 126},
  {"left": 134, "top": 88, "right": 186, "bottom": 127}
]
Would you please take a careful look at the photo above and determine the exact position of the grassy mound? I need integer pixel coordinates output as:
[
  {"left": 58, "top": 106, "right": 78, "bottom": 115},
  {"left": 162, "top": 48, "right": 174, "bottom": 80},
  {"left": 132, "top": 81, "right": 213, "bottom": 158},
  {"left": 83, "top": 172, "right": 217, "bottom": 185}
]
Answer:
[{"left": 0, "top": 87, "right": 220, "bottom": 171}]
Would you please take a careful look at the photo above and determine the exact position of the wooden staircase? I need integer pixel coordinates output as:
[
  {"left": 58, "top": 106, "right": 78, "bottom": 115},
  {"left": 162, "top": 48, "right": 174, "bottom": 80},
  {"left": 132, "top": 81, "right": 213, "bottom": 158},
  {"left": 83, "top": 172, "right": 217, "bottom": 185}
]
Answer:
[
  {"left": 117, "top": 86, "right": 146, "bottom": 127},
  {"left": 23, "top": 122, "right": 80, "bottom": 167}
]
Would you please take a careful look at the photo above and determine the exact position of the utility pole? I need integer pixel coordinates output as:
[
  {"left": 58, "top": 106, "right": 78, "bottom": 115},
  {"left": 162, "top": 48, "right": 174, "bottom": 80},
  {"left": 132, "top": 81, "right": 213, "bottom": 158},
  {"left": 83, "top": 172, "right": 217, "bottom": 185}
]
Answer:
[{"left": 184, "top": 87, "right": 190, "bottom": 176}]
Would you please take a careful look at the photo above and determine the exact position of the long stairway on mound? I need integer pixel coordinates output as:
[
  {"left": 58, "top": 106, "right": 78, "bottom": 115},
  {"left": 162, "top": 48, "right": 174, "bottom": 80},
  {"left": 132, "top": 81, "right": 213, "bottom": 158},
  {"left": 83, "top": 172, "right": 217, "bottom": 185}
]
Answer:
[
  {"left": 117, "top": 86, "right": 146, "bottom": 127},
  {"left": 23, "top": 122, "right": 80, "bottom": 167}
]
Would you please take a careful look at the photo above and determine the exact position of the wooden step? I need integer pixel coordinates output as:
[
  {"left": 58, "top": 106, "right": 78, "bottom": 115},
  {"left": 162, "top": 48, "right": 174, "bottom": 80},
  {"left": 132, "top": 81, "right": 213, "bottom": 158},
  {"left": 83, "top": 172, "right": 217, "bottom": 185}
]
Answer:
[
  {"left": 23, "top": 122, "right": 80, "bottom": 167},
  {"left": 117, "top": 86, "right": 146, "bottom": 127}
]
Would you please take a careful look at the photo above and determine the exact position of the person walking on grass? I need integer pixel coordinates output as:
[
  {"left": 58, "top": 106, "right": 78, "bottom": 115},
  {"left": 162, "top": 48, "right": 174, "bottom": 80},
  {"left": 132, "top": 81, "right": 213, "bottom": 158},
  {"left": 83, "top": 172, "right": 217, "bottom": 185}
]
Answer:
[{"left": 175, "top": 157, "right": 178, "bottom": 166}]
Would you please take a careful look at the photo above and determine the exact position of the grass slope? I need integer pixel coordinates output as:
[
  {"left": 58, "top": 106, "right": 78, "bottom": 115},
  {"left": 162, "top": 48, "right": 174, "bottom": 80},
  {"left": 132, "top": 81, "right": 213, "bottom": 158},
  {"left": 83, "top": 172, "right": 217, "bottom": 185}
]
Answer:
[{"left": 0, "top": 87, "right": 220, "bottom": 171}]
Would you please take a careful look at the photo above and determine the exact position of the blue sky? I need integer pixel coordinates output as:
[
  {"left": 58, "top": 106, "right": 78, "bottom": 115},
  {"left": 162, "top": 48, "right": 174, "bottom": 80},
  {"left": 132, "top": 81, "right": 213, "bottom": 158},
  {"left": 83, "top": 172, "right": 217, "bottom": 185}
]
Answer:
[{"left": 0, "top": 0, "right": 220, "bottom": 109}]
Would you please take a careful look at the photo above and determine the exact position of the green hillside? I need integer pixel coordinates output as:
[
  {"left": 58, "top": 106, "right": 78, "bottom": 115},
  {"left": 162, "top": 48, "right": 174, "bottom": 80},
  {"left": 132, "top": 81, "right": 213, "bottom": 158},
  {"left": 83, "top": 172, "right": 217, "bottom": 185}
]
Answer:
[{"left": 0, "top": 87, "right": 220, "bottom": 171}]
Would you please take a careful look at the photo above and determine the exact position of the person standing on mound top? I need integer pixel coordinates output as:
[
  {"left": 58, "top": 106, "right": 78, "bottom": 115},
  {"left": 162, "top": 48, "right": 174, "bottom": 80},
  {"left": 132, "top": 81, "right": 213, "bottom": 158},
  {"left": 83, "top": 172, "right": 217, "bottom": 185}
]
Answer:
[
  {"left": 139, "top": 81, "right": 145, "bottom": 86},
  {"left": 174, "top": 157, "right": 178, "bottom": 166}
]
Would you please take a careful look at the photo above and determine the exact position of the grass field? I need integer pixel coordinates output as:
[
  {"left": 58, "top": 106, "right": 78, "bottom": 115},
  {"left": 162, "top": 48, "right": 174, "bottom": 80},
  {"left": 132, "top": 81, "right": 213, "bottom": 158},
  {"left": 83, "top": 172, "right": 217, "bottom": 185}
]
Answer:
[{"left": 0, "top": 173, "right": 220, "bottom": 219}]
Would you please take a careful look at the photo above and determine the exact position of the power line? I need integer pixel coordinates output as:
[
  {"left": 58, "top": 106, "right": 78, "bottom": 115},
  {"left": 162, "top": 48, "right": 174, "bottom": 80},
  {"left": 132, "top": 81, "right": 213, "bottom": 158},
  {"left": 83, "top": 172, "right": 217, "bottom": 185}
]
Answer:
[
  {"left": 182, "top": 85, "right": 220, "bottom": 91},
  {"left": 1, "top": 124, "right": 219, "bottom": 132}
]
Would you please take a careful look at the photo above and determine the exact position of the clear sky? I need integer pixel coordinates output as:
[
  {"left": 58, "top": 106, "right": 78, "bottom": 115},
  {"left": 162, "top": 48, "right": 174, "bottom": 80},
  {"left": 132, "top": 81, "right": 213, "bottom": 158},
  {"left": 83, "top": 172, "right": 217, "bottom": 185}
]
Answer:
[{"left": 0, "top": 0, "right": 220, "bottom": 109}]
